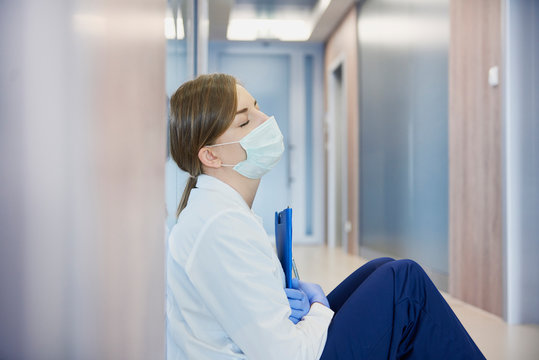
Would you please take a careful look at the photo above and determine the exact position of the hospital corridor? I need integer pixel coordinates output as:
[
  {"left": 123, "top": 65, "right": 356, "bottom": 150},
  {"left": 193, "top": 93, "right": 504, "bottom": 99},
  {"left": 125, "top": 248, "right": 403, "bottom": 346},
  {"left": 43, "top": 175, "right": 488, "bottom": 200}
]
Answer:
[{"left": 1, "top": 0, "right": 538, "bottom": 359}]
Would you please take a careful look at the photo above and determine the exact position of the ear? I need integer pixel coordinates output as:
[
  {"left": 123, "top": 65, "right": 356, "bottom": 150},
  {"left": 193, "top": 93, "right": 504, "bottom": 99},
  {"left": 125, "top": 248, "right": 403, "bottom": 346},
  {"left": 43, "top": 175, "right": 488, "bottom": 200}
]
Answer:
[{"left": 198, "top": 147, "right": 222, "bottom": 169}]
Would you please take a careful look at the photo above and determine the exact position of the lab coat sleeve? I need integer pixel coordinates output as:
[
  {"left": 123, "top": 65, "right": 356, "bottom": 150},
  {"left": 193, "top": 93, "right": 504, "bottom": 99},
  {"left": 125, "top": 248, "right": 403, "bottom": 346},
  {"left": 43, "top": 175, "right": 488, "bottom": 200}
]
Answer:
[{"left": 185, "top": 210, "right": 334, "bottom": 360}]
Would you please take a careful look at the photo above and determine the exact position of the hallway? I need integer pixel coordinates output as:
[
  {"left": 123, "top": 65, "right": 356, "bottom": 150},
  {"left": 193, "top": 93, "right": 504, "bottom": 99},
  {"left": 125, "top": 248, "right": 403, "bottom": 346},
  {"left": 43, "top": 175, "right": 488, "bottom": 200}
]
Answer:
[{"left": 1, "top": 0, "right": 538, "bottom": 358}]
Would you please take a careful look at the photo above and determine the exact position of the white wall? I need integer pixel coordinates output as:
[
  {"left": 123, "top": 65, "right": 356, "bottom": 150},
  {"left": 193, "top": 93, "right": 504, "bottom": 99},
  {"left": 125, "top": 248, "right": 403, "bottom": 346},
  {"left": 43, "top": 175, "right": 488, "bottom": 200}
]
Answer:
[
  {"left": 0, "top": 0, "right": 166, "bottom": 357},
  {"left": 505, "top": 0, "right": 539, "bottom": 324}
]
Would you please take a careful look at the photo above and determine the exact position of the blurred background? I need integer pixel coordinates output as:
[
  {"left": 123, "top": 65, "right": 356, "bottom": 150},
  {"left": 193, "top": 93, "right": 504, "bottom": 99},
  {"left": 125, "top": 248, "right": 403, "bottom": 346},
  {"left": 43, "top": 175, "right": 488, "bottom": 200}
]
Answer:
[{"left": 1, "top": 0, "right": 538, "bottom": 358}]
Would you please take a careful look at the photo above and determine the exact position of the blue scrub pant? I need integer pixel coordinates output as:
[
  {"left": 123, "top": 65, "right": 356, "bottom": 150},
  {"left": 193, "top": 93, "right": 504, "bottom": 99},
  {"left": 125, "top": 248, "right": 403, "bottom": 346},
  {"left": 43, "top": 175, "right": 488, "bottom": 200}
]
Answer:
[{"left": 320, "top": 258, "right": 485, "bottom": 360}]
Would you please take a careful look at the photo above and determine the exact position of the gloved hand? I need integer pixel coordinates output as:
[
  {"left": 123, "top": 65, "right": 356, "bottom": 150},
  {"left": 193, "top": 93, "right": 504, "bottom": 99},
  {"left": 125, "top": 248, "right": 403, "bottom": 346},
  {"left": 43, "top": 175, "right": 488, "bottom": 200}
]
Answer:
[
  {"left": 294, "top": 278, "right": 330, "bottom": 308},
  {"left": 284, "top": 287, "right": 310, "bottom": 324}
]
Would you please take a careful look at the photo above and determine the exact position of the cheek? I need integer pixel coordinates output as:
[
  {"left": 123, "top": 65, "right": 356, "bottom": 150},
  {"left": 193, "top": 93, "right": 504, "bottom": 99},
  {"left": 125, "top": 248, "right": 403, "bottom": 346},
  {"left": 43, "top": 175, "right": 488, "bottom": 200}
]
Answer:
[
  {"left": 234, "top": 143, "right": 247, "bottom": 160},
  {"left": 220, "top": 143, "right": 246, "bottom": 162}
]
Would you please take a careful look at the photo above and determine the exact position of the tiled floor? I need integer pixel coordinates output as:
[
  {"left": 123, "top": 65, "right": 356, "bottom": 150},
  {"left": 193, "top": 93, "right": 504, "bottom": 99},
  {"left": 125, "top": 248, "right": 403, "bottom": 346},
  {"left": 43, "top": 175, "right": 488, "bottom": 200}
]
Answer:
[{"left": 293, "top": 245, "right": 539, "bottom": 360}]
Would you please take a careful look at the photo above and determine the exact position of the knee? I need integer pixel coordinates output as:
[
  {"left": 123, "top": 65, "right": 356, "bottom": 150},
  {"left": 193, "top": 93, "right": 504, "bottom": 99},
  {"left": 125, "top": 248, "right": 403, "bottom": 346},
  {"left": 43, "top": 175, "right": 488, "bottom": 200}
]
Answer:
[
  {"left": 391, "top": 259, "right": 427, "bottom": 277},
  {"left": 390, "top": 260, "right": 430, "bottom": 302},
  {"left": 364, "top": 257, "right": 395, "bottom": 272},
  {"left": 371, "top": 257, "right": 395, "bottom": 266}
]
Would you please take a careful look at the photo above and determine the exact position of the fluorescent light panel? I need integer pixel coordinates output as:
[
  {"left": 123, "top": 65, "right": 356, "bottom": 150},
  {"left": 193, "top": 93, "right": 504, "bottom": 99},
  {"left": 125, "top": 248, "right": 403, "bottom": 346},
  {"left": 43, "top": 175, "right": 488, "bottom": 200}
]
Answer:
[
  {"left": 227, "top": 18, "right": 311, "bottom": 41},
  {"left": 227, "top": 0, "right": 333, "bottom": 41},
  {"left": 164, "top": 7, "right": 185, "bottom": 40}
]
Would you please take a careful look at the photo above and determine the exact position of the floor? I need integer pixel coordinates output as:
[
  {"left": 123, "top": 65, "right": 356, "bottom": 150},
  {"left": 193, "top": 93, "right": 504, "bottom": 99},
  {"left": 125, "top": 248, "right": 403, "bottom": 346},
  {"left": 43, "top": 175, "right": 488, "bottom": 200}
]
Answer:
[{"left": 293, "top": 245, "right": 539, "bottom": 360}]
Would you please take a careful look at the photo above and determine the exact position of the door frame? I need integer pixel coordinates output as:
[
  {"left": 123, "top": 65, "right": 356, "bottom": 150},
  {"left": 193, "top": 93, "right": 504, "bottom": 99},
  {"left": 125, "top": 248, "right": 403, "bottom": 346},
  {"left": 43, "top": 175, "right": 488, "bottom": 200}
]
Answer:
[{"left": 326, "top": 54, "right": 348, "bottom": 249}]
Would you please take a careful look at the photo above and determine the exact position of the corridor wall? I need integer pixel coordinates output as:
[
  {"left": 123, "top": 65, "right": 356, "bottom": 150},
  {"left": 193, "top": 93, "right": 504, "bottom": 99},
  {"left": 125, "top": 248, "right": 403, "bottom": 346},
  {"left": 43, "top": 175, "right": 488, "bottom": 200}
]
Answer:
[
  {"left": 357, "top": 0, "right": 450, "bottom": 289},
  {"left": 0, "top": 0, "right": 166, "bottom": 357},
  {"left": 504, "top": 0, "right": 539, "bottom": 324},
  {"left": 449, "top": 0, "right": 503, "bottom": 317}
]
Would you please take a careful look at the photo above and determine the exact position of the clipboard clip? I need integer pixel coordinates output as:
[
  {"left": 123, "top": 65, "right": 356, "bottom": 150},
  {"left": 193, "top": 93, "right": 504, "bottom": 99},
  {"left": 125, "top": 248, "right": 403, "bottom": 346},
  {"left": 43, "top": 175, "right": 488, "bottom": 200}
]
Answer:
[{"left": 292, "top": 258, "right": 300, "bottom": 280}]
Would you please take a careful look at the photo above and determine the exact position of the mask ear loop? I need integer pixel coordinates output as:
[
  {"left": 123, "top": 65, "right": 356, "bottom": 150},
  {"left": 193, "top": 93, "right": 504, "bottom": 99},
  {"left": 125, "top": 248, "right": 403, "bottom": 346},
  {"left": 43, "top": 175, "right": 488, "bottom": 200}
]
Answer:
[
  {"left": 206, "top": 141, "right": 240, "bottom": 148},
  {"left": 204, "top": 142, "right": 240, "bottom": 167}
]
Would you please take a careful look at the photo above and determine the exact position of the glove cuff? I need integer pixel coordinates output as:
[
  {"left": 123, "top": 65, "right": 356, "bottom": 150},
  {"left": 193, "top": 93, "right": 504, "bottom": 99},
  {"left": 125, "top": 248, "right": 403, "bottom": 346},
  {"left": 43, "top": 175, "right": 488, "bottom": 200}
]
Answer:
[{"left": 310, "top": 295, "right": 330, "bottom": 308}]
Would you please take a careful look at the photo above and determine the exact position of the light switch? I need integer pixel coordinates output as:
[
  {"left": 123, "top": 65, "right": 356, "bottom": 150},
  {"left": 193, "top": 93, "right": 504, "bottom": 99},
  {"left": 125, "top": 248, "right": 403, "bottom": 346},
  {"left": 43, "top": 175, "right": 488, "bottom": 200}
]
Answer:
[
  {"left": 345, "top": 221, "right": 352, "bottom": 233},
  {"left": 488, "top": 66, "right": 499, "bottom": 87}
]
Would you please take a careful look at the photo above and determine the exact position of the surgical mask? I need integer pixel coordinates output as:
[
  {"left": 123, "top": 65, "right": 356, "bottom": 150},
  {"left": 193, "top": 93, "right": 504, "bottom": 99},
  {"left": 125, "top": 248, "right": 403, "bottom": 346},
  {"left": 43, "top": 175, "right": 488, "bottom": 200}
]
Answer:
[{"left": 207, "top": 116, "right": 285, "bottom": 179}]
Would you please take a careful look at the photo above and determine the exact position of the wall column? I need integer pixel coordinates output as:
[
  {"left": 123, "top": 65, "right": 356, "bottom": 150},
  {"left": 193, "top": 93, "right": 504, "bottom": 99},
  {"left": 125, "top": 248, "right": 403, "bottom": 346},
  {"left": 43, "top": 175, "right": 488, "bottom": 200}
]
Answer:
[{"left": 449, "top": 0, "right": 503, "bottom": 317}]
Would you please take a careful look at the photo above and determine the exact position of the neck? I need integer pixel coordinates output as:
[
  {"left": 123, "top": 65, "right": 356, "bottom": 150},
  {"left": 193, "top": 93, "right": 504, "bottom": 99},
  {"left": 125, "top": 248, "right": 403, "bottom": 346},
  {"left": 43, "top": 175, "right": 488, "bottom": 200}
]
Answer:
[{"left": 204, "top": 169, "right": 260, "bottom": 208}]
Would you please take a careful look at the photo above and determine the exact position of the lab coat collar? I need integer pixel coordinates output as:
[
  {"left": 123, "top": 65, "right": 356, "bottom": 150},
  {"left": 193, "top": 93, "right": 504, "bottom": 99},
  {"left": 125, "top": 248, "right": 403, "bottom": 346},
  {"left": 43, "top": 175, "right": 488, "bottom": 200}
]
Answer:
[
  {"left": 195, "top": 174, "right": 252, "bottom": 212},
  {"left": 196, "top": 174, "right": 263, "bottom": 225},
  {"left": 194, "top": 175, "right": 265, "bottom": 239}
]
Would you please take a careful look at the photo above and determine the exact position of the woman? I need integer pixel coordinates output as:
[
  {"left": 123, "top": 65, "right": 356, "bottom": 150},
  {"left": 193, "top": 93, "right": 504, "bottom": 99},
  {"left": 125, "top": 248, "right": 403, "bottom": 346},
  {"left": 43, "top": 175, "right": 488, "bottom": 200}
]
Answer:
[{"left": 166, "top": 73, "right": 485, "bottom": 360}]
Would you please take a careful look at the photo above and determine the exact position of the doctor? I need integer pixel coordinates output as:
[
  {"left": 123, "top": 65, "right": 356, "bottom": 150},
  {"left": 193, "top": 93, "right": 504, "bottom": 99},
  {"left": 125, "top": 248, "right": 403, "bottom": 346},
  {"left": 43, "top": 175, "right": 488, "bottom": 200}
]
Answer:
[{"left": 166, "top": 73, "right": 485, "bottom": 360}]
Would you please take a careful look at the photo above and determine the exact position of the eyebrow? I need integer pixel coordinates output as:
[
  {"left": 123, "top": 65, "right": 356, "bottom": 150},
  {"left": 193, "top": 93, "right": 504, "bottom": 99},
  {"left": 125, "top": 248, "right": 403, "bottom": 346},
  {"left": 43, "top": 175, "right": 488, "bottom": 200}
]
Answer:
[{"left": 235, "top": 100, "right": 257, "bottom": 115}]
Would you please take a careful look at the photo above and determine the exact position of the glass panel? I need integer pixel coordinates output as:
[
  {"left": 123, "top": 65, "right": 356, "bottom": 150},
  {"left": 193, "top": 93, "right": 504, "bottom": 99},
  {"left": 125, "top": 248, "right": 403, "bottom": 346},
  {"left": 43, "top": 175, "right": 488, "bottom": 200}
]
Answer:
[{"left": 358, "top": 0, "right": 449, "bottom": 277}]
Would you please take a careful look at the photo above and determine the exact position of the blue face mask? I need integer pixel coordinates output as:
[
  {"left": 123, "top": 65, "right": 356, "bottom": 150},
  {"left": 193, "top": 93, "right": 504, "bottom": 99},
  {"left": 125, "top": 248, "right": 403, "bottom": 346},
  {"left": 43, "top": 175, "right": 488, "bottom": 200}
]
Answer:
[{"left": 207, "top": 116, "right": 285, "bottom": 179}]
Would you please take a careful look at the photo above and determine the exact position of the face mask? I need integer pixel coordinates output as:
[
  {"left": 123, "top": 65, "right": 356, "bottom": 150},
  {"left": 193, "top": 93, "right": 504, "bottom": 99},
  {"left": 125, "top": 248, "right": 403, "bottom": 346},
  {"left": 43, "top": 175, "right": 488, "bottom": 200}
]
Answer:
[{"left": 207, "top": 116, "right": 285, "bottom": 179}]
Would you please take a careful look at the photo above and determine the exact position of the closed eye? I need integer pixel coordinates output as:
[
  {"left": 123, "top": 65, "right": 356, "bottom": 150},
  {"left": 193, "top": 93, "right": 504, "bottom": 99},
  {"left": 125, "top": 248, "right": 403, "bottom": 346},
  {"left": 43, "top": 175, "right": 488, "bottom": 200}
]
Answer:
[{"left": 240, "top": 120, "right": 250, "bottom": 128}]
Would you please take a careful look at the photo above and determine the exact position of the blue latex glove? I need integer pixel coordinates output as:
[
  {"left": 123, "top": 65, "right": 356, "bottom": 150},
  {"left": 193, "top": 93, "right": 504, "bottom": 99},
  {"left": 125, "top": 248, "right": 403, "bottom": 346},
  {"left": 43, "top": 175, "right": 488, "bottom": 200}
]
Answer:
[
  {"left": 295, "top": 278, "right": 330, "bottom": 308},
  {"left": 284, "top": 287, "right": 310, "bottom": 324}
]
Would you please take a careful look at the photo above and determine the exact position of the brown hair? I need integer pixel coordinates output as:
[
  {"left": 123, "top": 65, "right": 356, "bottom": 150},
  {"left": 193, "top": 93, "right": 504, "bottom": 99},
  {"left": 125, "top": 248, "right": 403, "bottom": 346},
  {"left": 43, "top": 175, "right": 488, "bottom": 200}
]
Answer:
[{"left": 169, "top": 74, "right": 238, "bottom": 217}]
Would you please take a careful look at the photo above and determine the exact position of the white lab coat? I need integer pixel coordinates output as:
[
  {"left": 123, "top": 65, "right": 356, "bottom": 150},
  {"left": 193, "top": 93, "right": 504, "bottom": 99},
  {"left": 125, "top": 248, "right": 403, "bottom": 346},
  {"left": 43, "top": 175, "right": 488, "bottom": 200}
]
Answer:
[{"left": 167, "top": 174, "right": 334, "bottom": 360}]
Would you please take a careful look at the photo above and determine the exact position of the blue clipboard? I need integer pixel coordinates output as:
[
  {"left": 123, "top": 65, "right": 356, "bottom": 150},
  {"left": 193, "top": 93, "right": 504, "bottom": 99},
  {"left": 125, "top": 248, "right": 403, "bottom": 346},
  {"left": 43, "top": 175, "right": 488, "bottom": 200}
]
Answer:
[{"left": 275, "top": 207, "right": 293, "bottom": 288}]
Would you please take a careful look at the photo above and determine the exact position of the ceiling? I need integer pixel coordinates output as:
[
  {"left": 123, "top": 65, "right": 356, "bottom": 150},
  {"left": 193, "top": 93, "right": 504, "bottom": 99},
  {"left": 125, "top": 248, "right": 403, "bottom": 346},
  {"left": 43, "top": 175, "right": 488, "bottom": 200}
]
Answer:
[
  {"left": 235, "top": 0, "right": 319, "bottom": 9},
  {"left": 208, "top": 0, "right": 358, "bottom": 42}
]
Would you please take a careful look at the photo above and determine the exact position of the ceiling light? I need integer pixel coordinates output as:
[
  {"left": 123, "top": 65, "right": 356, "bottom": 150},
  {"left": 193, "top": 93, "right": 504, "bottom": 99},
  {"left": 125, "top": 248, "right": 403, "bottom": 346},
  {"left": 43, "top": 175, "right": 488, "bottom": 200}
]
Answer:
[
  {"left": 164, "top": 7, "right": 184, "bottom": 40},
  {"left": 227, "top": 18, "right": 310, "bottom": 41}
]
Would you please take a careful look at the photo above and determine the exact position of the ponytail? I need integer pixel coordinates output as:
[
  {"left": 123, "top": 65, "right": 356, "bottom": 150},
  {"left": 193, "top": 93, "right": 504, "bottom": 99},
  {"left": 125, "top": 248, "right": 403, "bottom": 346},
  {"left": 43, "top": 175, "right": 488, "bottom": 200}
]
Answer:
[{"left": 177, "top": 175, "right": 198, "bottom": 217}]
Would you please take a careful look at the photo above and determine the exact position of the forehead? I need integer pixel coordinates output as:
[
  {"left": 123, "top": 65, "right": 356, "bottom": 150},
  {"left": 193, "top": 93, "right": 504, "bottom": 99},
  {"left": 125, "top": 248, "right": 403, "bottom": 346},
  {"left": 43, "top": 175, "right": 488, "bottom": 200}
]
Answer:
[{"left": 236, "top": 84, "right": 254, "bottom": 108}]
